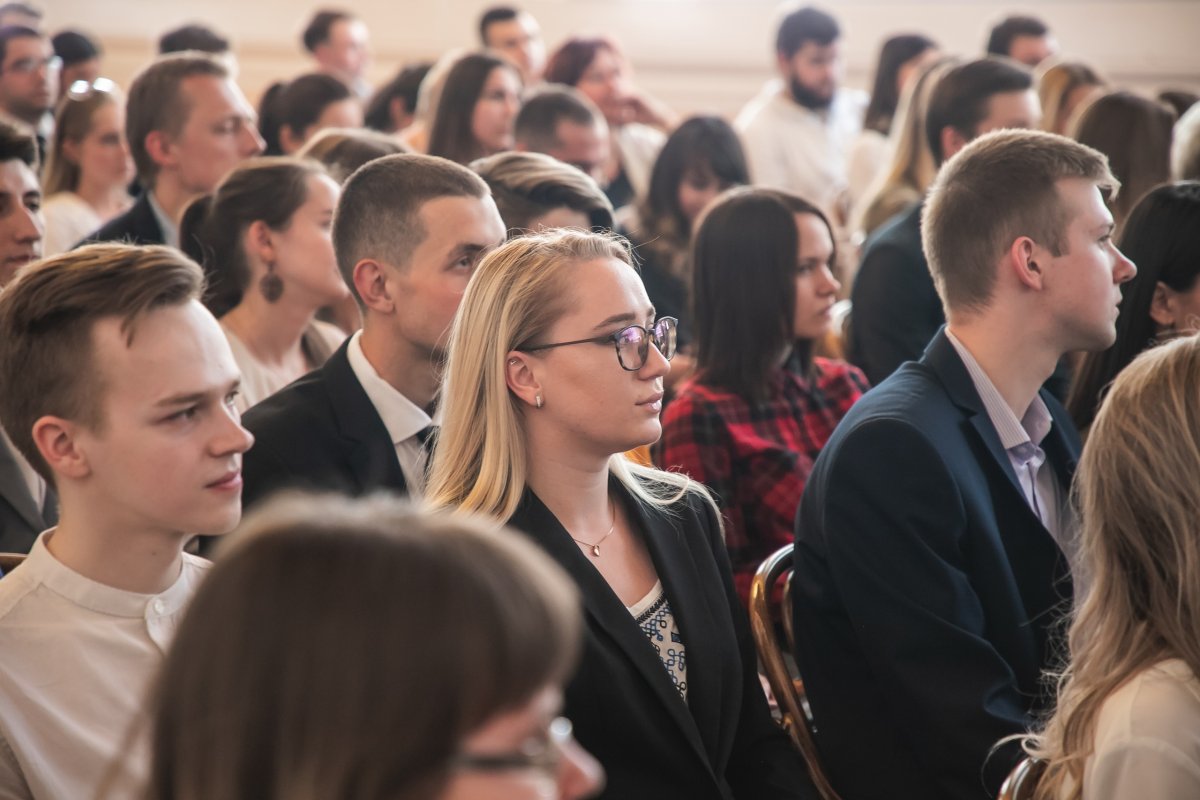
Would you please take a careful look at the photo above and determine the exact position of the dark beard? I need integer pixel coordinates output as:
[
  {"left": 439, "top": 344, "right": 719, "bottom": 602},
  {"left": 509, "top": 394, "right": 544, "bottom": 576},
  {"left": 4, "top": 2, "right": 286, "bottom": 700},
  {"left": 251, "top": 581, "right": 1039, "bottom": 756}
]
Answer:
[{"left": 788, "top": 77, "right": 833, "bottom": 111}]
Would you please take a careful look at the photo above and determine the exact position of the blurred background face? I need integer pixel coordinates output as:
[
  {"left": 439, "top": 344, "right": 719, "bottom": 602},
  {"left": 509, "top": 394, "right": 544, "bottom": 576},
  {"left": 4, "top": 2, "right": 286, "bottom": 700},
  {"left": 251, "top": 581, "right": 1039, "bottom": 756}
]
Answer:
[
  {"left": 442, "top": 686, "right": 604, "bottom": 800},
  {"left": 676, "top": 165, "right": 728, "bottom": 230},
  {"left": 68, "top": 99, "right": 134, "bottom": 190},
  {"left": 168, "top": 75, "right": 265, "bottom": 195},
  {"left": 546, "top": 119, "right": 609, "bottom": 182},
  {"left": 473, "top": 66, "right": 522, "bottom": 155},
  {"left": 59, "top": 57, "right": 100, "bottom": 97},
  {"left": 320, "top": 18, "right": 370, "bottom": 80},
  {"left": 0, "top": 35, "right": 58, "bottom": 121},
  {"left": 575, "top": 47, "right": 628, "bottom": 126},
  {"left": 1008, "top": 34, "right": 1058, "bottom": 68},
  {"left": 782, "top": 40, "right": 841, "bottom": 110},
  {"left": 486, "top": 13, "right": 546, "bottom": 83}
]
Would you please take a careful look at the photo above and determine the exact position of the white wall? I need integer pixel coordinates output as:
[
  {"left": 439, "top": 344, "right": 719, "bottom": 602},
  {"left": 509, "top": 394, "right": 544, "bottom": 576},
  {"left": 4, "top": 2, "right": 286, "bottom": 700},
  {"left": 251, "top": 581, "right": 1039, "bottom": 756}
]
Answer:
[{"left": 44, "top": 0, "right": 1200, "bottom": 117}]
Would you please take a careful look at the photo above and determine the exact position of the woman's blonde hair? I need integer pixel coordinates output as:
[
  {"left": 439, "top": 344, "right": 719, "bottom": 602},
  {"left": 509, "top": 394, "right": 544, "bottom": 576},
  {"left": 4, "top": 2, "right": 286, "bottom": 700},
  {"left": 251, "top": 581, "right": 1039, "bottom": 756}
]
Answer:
[
  {"left": 426, "top": 228, "right": 695, "bottom": 522},
  {"left": 43, "top": 87, "right": 119, "bottom": 197},
  {"left": 1036, "top": 60, "right": 1104, "bottom": 136},
  {"left": 853, "top": 56, "right": 959, "bottom": 238},
  {"left": 1025, "top": 333, "right": 1200, "bottom": 799}
]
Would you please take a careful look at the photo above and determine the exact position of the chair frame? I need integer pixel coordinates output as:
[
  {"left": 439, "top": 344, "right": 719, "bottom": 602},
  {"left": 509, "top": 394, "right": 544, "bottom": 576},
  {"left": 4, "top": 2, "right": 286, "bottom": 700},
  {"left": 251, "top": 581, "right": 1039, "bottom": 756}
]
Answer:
[
  {"left": 997, "top": 756, "right": 1045, "bottom": 800},
  {"left": 0, "top": 552, "right": 26, "bottom": 574},
  {"left": 749, "top": 544, "right": 842, "bottom": 800}
]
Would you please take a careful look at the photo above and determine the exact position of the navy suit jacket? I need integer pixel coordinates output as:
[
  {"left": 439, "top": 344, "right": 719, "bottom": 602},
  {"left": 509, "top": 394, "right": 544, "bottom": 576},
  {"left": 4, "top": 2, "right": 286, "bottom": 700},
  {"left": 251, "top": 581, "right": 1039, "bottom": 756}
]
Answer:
[
  {"left": 509, "top": 480, "right": 815, "bottom": 800},
  {"left": 792, "top": 328, "right": 1077, "bottom": 800},
  {"left": 77, "top": 193, "right": 164, "bottom": 248},
  {"left": 0, "top": 436, "right": 56, "bottom": 552},
  {"left": 239, "top": 340, "right": 408, "bottom": 512}
]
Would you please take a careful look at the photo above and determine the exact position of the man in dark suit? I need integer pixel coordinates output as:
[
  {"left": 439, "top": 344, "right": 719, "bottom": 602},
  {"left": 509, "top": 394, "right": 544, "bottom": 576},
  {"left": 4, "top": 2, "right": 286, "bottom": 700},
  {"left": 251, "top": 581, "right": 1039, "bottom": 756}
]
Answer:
[
  {"left": 848, "top": 58, "right": 1039, "bottom": 387},
  {"left": 794, "top": 129, "right": 1136, "bottom": 799},
  {"left": 240, "top": 154, "right": 506, "bottom": 509},
  {"left": 81, "top": 51, "right": 262, "bottom": 248}
]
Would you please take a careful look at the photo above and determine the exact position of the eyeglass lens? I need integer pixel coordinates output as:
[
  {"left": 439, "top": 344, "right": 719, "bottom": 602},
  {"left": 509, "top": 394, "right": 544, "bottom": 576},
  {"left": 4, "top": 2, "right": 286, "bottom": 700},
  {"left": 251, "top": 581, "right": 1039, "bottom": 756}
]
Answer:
[{"left": 615, "top": 318, "right": 677, "bottom": 370}]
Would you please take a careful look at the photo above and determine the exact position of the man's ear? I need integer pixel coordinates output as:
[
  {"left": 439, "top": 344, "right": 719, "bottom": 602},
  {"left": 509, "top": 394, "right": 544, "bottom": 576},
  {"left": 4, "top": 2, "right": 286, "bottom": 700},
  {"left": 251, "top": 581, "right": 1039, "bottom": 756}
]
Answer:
[
  {"left": 143, "top": 130, "right": 175, "bottom": 171},
  {"left": 505, "top": 352, "right": 542, "bottom": 409},
  {"left": 1008, "top": 236, "right": 1044, "bottom": 291},
  {"left": 1149, "top": 281, "right": 1178, "bottom": 329},
  {"left": 352, "top": 259, "right": 395, "bottom": 315},
  {"left": 940, "top": 126, "right": 970, "bottom": 161},
  {"left": 30, "top": 416, "right": 91, "bottom": 482}
]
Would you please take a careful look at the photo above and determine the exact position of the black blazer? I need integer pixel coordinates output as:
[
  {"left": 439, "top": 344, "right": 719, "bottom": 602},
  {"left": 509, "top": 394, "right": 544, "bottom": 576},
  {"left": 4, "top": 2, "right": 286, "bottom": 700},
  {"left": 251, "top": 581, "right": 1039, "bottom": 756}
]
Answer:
[
  {"left": 508, "top": 479, "right": 815, "bottom": 800},
  {"left": 793, "top": 328, "right": 1078, "bottom": 800},
  {"left": 239, "top": 340, "right": 407, "bottom": 511},
  {"left": 0, "top": 436, "right": 56, "bottom": 552},
  {"left": 76, "top": 193, "right": 165, "bottom": 248}
]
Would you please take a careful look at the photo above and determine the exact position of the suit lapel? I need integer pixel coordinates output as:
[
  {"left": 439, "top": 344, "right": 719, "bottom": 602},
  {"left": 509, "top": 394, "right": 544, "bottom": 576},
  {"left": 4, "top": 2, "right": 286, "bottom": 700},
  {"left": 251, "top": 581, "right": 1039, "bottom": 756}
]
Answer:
[
  {"left": 0, "top": 435, "right": 43, "bottom": 533},
  {"left": 321, "top": 344, "right": 408, "bottom": 494},
  {"left": 512, "top": 488, "right": 713, "bottom": 769}
]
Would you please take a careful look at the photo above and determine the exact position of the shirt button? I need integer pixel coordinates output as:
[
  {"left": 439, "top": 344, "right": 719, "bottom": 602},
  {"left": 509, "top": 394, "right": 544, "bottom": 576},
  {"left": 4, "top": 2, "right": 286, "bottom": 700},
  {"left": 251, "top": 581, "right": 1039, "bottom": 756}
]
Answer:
[{"left": 152, "top": 599, "right": 165, "bottom": 614}]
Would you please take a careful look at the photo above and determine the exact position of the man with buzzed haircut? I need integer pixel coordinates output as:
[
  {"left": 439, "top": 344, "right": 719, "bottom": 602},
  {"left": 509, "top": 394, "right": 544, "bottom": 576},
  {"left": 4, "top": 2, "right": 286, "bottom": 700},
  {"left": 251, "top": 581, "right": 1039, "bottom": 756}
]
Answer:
[
  {"left": 794, "top": 130, "right": 1135, "bottom": 798},
  {"left": 479, "top": 5, "right": 546, "bottom": 84},
  {"left": 240, "top": 154, "right": 506, "bottom": 508},
  {"left": 0, "top": 243, "right": 254, "bottom": 797},
  {"left": 82, "top": 52, "right": 263, "bottom": 248},
  {"left": 514, "top": 85, "right": 610, "bottom": 184}
]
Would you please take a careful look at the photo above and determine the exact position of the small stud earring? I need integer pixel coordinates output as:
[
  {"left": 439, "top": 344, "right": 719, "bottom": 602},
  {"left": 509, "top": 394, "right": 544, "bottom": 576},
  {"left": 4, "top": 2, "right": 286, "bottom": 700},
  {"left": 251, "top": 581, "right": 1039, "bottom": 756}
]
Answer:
[{"left": 535, "top": 394, "right": 543, "bottom": 409}]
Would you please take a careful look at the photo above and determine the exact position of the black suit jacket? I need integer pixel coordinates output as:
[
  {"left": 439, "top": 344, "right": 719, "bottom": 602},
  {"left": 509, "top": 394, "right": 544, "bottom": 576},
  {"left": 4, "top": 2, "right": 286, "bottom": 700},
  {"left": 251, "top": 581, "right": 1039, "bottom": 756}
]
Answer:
[
  {"left": 847, "top": 202, "right": 943, "bottom": 387},
  {"left": 77, "top": 193, "right": 165, "bottom": 248},
  {"left": 0, "top": 436, "right": 56, "bottom": 552},
  {"left": 793, "top": 329, "right": 1077, "bottom": 800},
  {"left": 508, "top": 480, "right": 815, "bottom": 800},
  {"left": 239, "top": 341, "right": 407, "bottom": 511}
]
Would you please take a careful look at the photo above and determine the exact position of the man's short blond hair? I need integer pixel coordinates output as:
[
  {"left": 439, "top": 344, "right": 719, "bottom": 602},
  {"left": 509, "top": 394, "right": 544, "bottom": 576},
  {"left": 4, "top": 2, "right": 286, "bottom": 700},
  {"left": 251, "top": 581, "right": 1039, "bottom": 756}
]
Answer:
[
  {"left": 126, "top": 52, "right": 230, "bottom": 187},
  {"left": 921, "top": 129, "right": 1117, "bottom": 315}
]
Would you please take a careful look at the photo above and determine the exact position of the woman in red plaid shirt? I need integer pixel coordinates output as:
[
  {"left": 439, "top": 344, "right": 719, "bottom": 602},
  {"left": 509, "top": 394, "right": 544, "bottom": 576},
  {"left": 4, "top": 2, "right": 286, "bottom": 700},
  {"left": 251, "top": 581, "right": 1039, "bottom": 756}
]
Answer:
[{"left": 655, "top": 188, "right": 868, "bottom": 606}]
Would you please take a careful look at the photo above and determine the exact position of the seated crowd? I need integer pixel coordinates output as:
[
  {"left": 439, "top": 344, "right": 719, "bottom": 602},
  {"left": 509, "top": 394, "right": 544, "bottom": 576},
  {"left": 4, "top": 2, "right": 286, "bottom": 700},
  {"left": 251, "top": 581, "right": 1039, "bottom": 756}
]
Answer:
[{"left": 0, "top": 2, "right": 1197, "bottom": 799}]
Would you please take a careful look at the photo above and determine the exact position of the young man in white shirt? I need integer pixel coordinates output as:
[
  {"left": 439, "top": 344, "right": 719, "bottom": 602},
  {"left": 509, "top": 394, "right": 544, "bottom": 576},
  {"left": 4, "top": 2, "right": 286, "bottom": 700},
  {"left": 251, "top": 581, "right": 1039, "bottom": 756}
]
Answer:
[
  {"left": 0, "top": 243, "right": 254, "bottom": 798},
  {"left": 736, "top": 5, "right": 866, "bottom": 214}
]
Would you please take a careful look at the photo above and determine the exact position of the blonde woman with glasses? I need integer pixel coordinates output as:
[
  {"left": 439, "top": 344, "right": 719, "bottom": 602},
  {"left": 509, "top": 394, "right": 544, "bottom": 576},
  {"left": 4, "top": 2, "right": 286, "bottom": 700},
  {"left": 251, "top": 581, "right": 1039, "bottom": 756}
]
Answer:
[
  {"left": 427, "top": 230, "right": 813, "bottom": 800},
  {"left": 1022, "top": 334, "right": 1200, "bottom": 799},
  {"left": 41, "top": 78, "right": 133, "bottom": 254}
]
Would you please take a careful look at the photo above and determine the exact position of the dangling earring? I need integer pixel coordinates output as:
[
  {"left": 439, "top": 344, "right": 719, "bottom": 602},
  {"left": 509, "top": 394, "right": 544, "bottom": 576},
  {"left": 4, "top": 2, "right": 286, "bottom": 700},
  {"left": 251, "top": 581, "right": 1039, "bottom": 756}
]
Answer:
[
  {"left": 535, "top": 394, "right": 544, "bottom": 409},
  {"left": 259, "top": 261, "right": 283, "bottom": 303}
]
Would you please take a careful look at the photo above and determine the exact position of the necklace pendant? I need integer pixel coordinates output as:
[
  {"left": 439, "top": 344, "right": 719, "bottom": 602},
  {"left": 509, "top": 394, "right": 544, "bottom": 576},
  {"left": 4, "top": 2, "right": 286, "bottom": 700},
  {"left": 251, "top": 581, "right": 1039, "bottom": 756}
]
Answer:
[{"left": 591, "top": 545, "right": 601, "bottom": 557}]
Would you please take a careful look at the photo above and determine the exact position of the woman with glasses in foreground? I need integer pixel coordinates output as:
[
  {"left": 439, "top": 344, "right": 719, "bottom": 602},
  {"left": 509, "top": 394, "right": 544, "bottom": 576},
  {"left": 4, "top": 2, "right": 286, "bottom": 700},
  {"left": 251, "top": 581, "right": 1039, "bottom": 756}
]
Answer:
[
  {"left": 144, "top": 493, "right": 602, "bottom": 800},
  {"left": 656, "top": 188, "right": 867, "bottom": 606},
  {"left": 427, "top": 230, "right": 812, "bottom": 799},
  {"left": 1020, "top": 335, "right": 1200, "bottom": 799}
]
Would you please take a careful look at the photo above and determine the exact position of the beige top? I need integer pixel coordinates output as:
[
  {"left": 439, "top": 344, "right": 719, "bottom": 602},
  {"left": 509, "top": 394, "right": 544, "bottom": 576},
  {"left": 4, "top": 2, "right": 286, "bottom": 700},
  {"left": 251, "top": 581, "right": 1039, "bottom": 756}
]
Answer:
[
  {"left": 42, "top": 192, "right": 102, "bottom": 257},
  {"left": 1077, "top": 658, "right": 1200, "bottom": 799},
  {"left": 0, "top": 532, "right": 209, "bottom": 799},
  {"left": 222, "top": 319, "right": 346, "bottom": 412}
]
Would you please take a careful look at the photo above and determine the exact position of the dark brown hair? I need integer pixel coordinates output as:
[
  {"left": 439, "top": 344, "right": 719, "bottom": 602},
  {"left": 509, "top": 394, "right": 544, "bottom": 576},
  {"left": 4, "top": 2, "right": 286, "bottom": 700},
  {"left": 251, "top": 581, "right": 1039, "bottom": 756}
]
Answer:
[
  {"left": 298, "top": 127, "right": 408, "bottom": 183},
  {"left": 925, "top": 57, "right": 1033, "bottom": 165},
  {"left": 691, "top": 187, "right": 834, "bottom": 400},
  {"left": 180, "top": 156, "right": 327, "bottom": 317},
  {"left": 543, "top": 37, "right": 617, "bottom": 88},
  {"left": 0, "top": 244, "right": 204, "bottom": 481},
  {"left": 427, "top": 54, "right": 519, "bottom": 165},
  {"left": 146, "top": 493, "right": 582, "bottom": 800},
  {"left": 258, "top": 73, "right": 354, "bottom": 156},
  {"left": 1071, "top": 90, "right": 1176, "bottom": 233},
  {"left": 333, "top": 153, "right": 490, "bottom": 306}
]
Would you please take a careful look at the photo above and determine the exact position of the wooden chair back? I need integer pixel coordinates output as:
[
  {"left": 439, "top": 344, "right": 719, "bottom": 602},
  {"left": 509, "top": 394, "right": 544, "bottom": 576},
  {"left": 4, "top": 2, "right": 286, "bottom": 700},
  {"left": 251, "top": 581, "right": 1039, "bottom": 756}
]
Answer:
[
  {"left": 0, "top": 552, "right": 26, "bottom": 575},
  {"left": 997, "top": 757, "right": 1045, "bottom": 800},
  {"left": 749, "top": 544, "right": 841, "bottom": 800}
]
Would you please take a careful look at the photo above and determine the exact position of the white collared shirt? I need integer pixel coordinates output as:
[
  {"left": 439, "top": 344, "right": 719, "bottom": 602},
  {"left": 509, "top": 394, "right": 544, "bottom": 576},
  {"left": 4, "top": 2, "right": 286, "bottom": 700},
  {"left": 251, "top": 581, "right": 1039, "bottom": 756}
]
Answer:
[
  {"left": 146, "top": 191, "right": 179, "bottom": 249},
  {"left": 0, "top": 532, "right": 209, "bottom": 799},
  {"left": 945, "top": 330, "right": 1072, "bottom": 552},
  {"left": 345, "top": 330, "right": 435, "bottom": 495}
]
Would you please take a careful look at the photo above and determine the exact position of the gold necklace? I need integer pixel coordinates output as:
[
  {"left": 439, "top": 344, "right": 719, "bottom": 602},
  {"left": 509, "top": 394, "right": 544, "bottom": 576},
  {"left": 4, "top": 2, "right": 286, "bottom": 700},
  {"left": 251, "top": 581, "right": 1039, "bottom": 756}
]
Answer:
[{"left": 568, "top": 498, "right": 617, "bottom": 558}]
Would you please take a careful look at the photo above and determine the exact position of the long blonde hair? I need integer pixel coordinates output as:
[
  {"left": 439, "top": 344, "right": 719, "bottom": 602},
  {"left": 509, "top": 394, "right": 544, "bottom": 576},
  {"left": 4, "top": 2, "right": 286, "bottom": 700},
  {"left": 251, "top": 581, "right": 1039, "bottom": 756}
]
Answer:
[
  {"left": 1026, "top": 333, "right": 1200, "bottom": 799},
  {"left": 426, "top": 229, "right": 695, "bottom": 522},
  {"left": 853, "top": 56, "right": 959, "bottom": 238}
]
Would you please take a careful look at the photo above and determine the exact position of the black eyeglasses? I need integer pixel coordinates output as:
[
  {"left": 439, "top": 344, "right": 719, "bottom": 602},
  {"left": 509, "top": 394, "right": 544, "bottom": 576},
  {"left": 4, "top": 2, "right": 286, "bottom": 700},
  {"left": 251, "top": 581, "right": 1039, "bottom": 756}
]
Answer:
[
  {"left": 519, "top": 316, "right": 677, "bottom": 371},
  {"left": 452, "top": 716, "right": 573, "bottom": 776}
]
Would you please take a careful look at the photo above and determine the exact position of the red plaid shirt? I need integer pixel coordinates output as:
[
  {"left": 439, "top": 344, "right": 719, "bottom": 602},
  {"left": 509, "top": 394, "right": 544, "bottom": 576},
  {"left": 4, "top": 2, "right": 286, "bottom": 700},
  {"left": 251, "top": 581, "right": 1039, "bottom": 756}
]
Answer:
[{"left": 654, "top": 356, "right": 868, "bottom": 606}]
